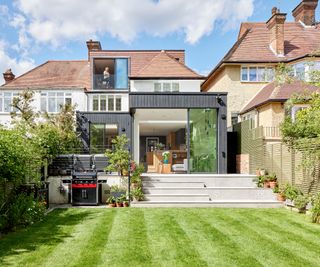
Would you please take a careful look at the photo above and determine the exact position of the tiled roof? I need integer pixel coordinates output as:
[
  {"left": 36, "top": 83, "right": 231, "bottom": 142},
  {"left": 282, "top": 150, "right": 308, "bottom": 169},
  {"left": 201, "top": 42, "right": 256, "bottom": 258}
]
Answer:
[
  {"left": 132, "top": 50, "right": 202, "bottom": 78},
  {"left": 1, "top": 60, "right": 90, "bottom": 89},
  {"left": 90, "top": 50, "right": 186, "bottom": 77},
  {"left": 240, "top": 80, "right": 319, "bottom": 114},
  {"left": 226, "top": 22, "right": 320, "bottom": 62}
]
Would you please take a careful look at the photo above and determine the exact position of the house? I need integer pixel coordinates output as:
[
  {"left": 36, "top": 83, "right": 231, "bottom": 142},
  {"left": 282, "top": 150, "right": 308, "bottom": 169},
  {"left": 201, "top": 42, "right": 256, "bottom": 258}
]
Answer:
[
  {"left": 1, "top": 40, "right": 228, "bottom": 175},
  {"left": 201, "top": 0, "right": 320, "bottom": 128}
]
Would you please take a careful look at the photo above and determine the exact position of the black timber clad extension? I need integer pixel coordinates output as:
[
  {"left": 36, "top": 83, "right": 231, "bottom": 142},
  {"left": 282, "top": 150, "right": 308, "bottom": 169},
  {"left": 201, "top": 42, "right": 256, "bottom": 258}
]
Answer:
[
  {"left": 129, "top": 92, "right": 226, "bottom": 109},
  {"left": 129, "top": 92, "right": 228, "bottom": 174}
]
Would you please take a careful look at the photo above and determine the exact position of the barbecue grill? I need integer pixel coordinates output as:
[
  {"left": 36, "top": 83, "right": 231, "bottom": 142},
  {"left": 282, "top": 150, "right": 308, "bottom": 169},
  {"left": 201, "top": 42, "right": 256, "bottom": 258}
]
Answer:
[{"left": 71, "top": 171, "right": 98, "bottom": 205}]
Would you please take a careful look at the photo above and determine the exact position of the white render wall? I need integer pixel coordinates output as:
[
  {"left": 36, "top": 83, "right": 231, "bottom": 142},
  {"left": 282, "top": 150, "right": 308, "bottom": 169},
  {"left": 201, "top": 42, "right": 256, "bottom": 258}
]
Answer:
[
  {"left": 130, "top": 79, "right": 203, "bottom": 92},
  {"left": 0, "top": 89, "right": 87, "bottom": 126}
]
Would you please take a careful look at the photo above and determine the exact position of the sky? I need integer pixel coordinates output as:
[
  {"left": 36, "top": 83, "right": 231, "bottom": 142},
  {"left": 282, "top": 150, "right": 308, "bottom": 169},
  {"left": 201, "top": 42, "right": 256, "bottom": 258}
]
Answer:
[{"left": 0, "top": 0, "right": 319, "bottom": 84}]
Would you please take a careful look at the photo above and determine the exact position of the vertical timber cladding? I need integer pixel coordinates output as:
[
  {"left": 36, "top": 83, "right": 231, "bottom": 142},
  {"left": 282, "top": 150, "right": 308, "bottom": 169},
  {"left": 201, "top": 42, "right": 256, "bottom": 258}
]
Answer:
[
  {"left": 129, "top": 92, "right": 228, "bottom": 174},
  {"left": 77, "top": 112, "right": 133, "bottom": 151}
]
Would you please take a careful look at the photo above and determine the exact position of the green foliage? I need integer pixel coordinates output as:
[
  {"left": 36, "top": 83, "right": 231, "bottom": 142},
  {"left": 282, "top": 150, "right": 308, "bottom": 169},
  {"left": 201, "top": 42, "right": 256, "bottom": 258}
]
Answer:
[
  {"left": 106, "top": 196, "right": 115, "bottom": 204},
  {"left": 130, "top": 161, "right": 144, "bottom": 184},
  {"left": 294, "top": 195, "right": 309, "bottom": 211},
  {"left": 131, "top": 187, "right": 144, "bottom": 201},
  {"left": 110, "top": 185, "right": 126, "bottom": 193},
  {"left": 275, "top": 63, "right": 294, "bottom": 85},
  {"left": 310, "top": 193, "right": 320, "bottom": 223},
  {"left": 105, "top": 135, "right": 130, "bottom": 176},
  {"left": 268, "top": 173, "right": 277, "bottom": 182},
  {"left": 284, "top": 184, "right": 300, "bottom": 201},
  {"left": 254, "top": 175, "right": 265, "bottom": 187}
]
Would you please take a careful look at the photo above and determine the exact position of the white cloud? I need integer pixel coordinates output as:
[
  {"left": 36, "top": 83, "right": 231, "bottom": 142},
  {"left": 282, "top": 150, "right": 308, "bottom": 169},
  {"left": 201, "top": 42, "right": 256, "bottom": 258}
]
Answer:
[
  {"left": 0, "top": 40, "right": 35, "bottom": 85},
  {"left": 13, "top": 0, "right": 254, "bottom": 46}
]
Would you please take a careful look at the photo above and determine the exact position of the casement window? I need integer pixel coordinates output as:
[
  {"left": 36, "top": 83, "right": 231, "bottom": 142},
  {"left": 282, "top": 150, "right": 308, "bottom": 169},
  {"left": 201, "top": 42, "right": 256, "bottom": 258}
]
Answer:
[
  {"left": 40, "top": 92, "right": 72, "bottom": 113},
  {"left": 153, "top": 82, "right": 180, "bottom": 92},
  {"left": 291, "top": 61, "right": 320, "bottom": 81},
  {"left": 241, "top": 66, "right": 274, "bottom": 82},
  {"left": 0, "top": 92, "right": 19, "bottom": 112},
  {"left": 91, "top": 94, "right": 122, "bottom": 112}
]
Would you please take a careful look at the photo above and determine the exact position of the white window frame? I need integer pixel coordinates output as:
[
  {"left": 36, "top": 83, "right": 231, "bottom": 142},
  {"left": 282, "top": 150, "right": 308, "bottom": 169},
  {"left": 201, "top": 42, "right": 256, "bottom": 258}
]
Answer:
[
  {"left": 90, "top": 94, "right": 122, "bottom": 112},
  {"left": 153, "top": 82, "right": 180, "bottom": 92},
  {"left": 0, "top": 92, "right": 19, "bottom": 113},
  {"left": 241, "top": 66, "right": 274, "bottom": 82},
  {"left": 40, "top": 92, "right": 72, "bottom": 113}
]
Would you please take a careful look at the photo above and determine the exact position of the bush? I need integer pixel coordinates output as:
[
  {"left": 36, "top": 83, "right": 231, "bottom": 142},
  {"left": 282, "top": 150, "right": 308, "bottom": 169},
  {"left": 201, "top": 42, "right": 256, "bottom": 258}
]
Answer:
[
  {"left": 284, "top": 184, "right": 300, "bottom": 201},
  {"left": 294, "top": 195, "right": 309, "bottom": 212},
  {"left": 310, "top": 193, "right": 320, "bottom": 223}
]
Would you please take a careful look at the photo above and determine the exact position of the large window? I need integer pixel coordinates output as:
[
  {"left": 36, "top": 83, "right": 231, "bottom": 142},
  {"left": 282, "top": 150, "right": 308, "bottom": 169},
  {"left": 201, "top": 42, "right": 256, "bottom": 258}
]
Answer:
[
  {"left": 91, "top": 94, "right": 122, "bottom": 111},
  {"left": 153, "top": 82, "right": 180, "bottom": 92},
  {"left": 90, "top": 124, "right": 118, "bottom": 153},
  {"left": 189, "top": 109, "right": 217, "bottom": 173},
  {"left": 40, "top": 92, "right": 72, "bottom": 113},
  {"left": 0, "top": 92, "right": 18, "bottom": 112},
  {"left": 291, "top": 61, "right": 320, "bottom": 81},
  {"left": 241, "top": 66, "right": 274, "bottom": 82}
]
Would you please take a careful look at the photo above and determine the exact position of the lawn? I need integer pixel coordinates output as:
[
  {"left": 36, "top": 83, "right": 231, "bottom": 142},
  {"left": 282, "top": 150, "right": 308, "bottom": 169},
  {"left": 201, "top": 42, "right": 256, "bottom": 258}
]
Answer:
[{"left": 0, "top": 208, "right": 319, "bottom": 267}]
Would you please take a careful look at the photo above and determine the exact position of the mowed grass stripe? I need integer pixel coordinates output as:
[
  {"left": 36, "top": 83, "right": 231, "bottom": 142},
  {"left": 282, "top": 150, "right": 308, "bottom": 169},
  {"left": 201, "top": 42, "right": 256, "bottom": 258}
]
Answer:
[
  {"left": 0, "top": 209, "right": 92, "bottom": 267},
  {"left": 173, "top": 208, "right": 262, "bottom": 267},
  {"left": 210, "top": 209, "right": 315, "bottom": 267},
  {"left": 144, "top": 208, "right": 208, "bottom": 267},
  {"left": 230, "top": 210, "right": 320, "bottom": 266},
  {"left": 65, "top": 209, "right": 116, "bottom": 267},
  {"left": 41, "top": 209, "right": 110, "bottom": 267},
  {"left": 98, "top": 208, "right": 152, "bottom": 267}
]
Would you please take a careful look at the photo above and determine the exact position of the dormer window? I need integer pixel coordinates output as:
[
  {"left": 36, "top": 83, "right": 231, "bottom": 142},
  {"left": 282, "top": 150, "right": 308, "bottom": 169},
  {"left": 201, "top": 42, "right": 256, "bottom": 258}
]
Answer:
[
  {"left": 93, "top": 58, "right": 128, "bottom": 90},
  {"left": 241, "top": 66, "right": 274, "bottom": 82}
]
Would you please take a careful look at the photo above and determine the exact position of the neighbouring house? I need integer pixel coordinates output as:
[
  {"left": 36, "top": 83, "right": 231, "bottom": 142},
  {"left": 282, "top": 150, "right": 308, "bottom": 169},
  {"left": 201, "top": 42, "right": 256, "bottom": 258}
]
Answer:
[
  {"left": 0, "top": 40, "right": 227, "bottom": 175},
  {"left": 201, "top": 0, "right": 320, "bottom": 128}
]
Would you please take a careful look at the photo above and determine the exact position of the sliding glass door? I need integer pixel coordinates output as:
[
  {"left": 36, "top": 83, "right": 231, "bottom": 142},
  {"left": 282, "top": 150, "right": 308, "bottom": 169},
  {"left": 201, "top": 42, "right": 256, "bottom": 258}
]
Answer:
[{"left": 189, "top": 109, "right": 217, "bottom": 173}]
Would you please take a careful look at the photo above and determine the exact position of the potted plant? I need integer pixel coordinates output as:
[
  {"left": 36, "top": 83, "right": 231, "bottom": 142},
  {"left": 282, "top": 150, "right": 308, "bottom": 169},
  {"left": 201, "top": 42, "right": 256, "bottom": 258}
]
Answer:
[
  {"left": 268, "top": 173, "right": 277, "bottom": 189},
  {"left": 162, "top": 151, "right": 170, "bottom": 164},
  {"left": 115, "top": 197, "right": 123, "bottom": 207},
  {"left": 254, "top": 175, "right": 264, "bottom": 188},
  {"left": 273, "top": 186, "right": 286, "bottom": 202},
  {"left": 110, "top": 185, "right": 126, "bottom": 198},
  {"left": 262, "top": 175, "right": 270, "bottom": 188},
  {"left": 131, "top": 187, "right": 144, "bottom": 202},
  {"left": 130, "top": 161, "right": 144, "bottom": 188},
  {"left": 284, "top": 183, "right": 299, "bottom": 206},
  {"left": 294, "top": 195, "right": 309, "bottom": 213},
  {"left": 107, "top": 196, "right": 116, "bottom": 208}
]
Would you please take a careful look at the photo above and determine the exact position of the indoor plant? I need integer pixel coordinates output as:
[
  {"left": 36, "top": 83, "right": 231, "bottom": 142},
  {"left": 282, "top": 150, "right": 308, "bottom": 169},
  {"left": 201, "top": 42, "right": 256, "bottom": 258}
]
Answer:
[{"left": 162, "top": 151, "right": 170, "bottom": 164}]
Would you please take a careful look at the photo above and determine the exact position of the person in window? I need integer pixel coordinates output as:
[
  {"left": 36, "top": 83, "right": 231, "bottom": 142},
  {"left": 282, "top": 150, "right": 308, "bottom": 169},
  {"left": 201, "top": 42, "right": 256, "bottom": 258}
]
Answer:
[{"left": 103, "top": 66, "right": 110, "bottom": 88}]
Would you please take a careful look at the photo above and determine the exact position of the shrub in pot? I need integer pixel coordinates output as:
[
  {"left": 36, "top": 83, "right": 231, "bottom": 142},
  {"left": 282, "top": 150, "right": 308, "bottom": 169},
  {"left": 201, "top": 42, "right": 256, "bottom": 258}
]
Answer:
[
  {"left": 294, "top": 195, "right": 309, "bottom": 213},
  {"left": 268, "top": 174, "right": 277, "bottom": 189},
  {"left": 273, "top": 186, "right": 286, "bottom": 202},
  {"left": 115, "top": 196, "right": 123, "bottom": 207},
  {"left": 262, "top": 175, "right": 270, "bottom": 188},
  {"left": 131, "top": 188, "right": 144, "bottom": 202},
  {"left": 107, "top": 196, "right": 116, "bottom": 208},
  {"left": 284, "top": 184, "right": 299, "bottom": 205},
  {"left": 254, "top": 175, "right": 264, "bottom": 188}
]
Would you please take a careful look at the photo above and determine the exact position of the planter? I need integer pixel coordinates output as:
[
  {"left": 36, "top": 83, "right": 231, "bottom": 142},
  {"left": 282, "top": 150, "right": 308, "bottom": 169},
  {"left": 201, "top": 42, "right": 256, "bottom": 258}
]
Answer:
[
  {"left": 260, "top": 169, "right": 266, "bottom": 176},
  {"left": 277, "top": 194, "right": 286, "bottom": 202},
  {"left": 108, "top": 203, "right": 116, "bottom": 208},
  {"left": 263, "top": 181, "right": 270, "bottom": 188},
  {"left": 123, "top": 202, "right": 129, "bottom": 207},
  {"left": 269, "top": 181, "right": 277, "bottom": 189},
  {"left": 116, "top": 202, "right": 123, "bottom": 207}
]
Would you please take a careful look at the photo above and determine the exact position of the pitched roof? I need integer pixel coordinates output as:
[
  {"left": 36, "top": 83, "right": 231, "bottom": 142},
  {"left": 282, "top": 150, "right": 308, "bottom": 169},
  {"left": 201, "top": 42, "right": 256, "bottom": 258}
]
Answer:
[
  {"left": 1, "top": 60, "right": 90, "bottom": 89},
  {"left": 90, "top": 50, "right": 186, "bottom": 77},
  {"left": 226, "top": 22, "right": 320, "bottom": 62},
  {"left": 132, "top": 50, "right": 202, "bottom": 78},
  {"left": 240, "top": 80, "right": 319, "bottom": 114}
]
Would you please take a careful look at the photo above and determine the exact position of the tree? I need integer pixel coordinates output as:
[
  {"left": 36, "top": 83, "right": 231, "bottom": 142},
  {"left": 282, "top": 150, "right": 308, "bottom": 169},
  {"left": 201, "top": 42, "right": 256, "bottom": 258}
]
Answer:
[{"left": 105, "top": 135, "right": 130, "bottom": 176}]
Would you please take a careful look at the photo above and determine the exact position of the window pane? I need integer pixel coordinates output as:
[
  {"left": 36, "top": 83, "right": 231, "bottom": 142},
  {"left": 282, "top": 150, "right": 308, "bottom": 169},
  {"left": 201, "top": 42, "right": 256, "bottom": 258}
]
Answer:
[
  {"left": 115, "top": 58, "right": 128, "bottom": 89},
  {"left": 108, "top": 96, "right": 114, "bottom": 111},
  {"left": 241, "top": 67, "right": 248, "bottom": 81},
  {"left": 40, "top": 98, "right": 47, "bottom": 112},
  {"left": 295, "top": 63, "right": 305, "bottom": 80},
  {"left": 257, "top": 67, "right": 265, "bottom": 81},
  {"left": 57, "top": 97, "right": 64, "bottom": 111},
  {"left": 172, "top": 83, "right": 179, "bottom": 92},
  {"left": 105, "top": 124, "right": 118, "bottom": 150},
  {"left": 65, "top": 97, "right": 72, "bottom": 105},
  {"left": 115, "top": 96, "right": 121, "bottom": 111},
  {"left": 154, "top": 83, "right": 161, "bottom": 92},
  {"left": 4, "top": 94, "right": 11, "bottom": 112},
  {"left": 90, "top": 124, "right": 105, "bottom": 153},
  {"left": 163, "top": 83, "right": 171, "bottom": 92},
  {"left": 100, "top": 95, "right": 106, "bottom": 111},
  {"left": 249, "top": 67, "right": 257, "bottom": 81},
  {"left": 265, "top": 67, "right": 275, "bottom": 81},
  {"left": 57, "top": 92, "right": 64, "bottom": 97},
  {"left": 48, "top": 96, "right": 56, "bottom": 112},
  {"left": 92, "top": 95, "right": 99, "bottom": 111}
]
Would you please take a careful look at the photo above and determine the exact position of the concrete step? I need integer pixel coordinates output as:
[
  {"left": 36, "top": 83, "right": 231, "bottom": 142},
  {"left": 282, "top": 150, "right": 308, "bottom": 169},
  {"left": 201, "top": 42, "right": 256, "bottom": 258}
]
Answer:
[
  {"left": 131, "top": 200, "right": 283, "bottom": 208},
  {"left": 141, "top": 174, "right": 256, "bottom": 188},
  {"left": 144, "top": 194, "right": 210, "bottom": 202},
  {"left": 142, "top": 181, "right": 205, "bottom": 188},
  {"left": 143, "top": 188, "right": 276, "bottom": 201}
]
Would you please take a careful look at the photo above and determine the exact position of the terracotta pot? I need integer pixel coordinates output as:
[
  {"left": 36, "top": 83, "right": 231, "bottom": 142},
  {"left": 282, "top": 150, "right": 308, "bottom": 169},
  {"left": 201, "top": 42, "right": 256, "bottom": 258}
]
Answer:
[
  {"left": 263, "top": 181, "right": 270, "bottom": 188},
  {"left": 277, "top": 194, "right": 286, "bottom": 202},
  {"left": 256, "top": 169, "right": 261, "bottom": 176},
  {"left": 260, "top": 169, "right": 266, "bottom": 176},
  {"left": 269, "top": 181, "right": 277, "bottom": 189},
  {"left": 108, "top": 203, "right": 116, "bottom": 208},
  {"left": 116, "top": 202, "right": 123, "bottom": 207},
  {"left": 123, "top": 202, "right": 129, "bottom": 207}
]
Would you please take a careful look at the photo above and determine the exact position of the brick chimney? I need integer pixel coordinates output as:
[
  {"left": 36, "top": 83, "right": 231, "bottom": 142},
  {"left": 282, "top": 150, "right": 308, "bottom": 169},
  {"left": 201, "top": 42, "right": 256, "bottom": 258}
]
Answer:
[
  {"left": 292, "top": 0, "right": 318, "bottom": 26},
  {"left": 266, "top": 7, "right": 287, "bottom": 57},
  {"left": 3, "top": 69, "right": 15, "bottom": 84},
  {"left": 86, "top": 39, "right": 102, "bottom": 60}
]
